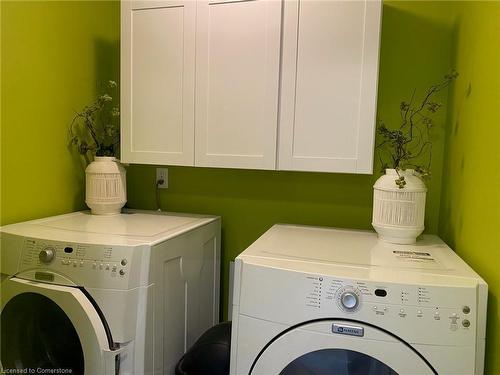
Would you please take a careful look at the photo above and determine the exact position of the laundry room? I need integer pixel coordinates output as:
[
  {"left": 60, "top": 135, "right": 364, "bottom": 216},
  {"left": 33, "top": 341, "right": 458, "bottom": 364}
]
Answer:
[{"left": 1, "top": 0, "right": 499, "bottom": 374}]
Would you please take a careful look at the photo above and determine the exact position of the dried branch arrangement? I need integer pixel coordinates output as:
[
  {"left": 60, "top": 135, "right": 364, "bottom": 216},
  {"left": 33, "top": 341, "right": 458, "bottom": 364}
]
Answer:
[
  {"left": 69, "top": 81, "right": 120, "bottom": 163},
  {"left": 377, "top": 71, "right": 458, "bottom": 188}
]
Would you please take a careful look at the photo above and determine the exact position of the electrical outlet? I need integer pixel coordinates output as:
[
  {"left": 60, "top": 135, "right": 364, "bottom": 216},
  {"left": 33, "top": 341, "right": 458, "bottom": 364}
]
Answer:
[{"left": 156, "top": 168, "right": 168, "bottom": 189}]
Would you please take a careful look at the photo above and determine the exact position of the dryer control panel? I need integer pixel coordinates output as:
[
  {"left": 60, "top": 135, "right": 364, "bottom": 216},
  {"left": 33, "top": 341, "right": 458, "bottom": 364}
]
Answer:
[
  {"left": 303, "top": 274, "right": 476, "bottom": 334},
  {"left": 14, "top": 237, "right": 149, "bottom": 290},
  {"left": 237, "top": 262, "right": 486, "bottom": 347}
]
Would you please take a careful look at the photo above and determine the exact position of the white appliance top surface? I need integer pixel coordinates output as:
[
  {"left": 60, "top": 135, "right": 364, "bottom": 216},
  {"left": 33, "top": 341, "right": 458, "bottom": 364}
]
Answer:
[
  {"left": 0, "top": 210, "right": 218, "bottom": 246},
  {"left": 238, "top": 224, "right": 483, "bottom": 281}
]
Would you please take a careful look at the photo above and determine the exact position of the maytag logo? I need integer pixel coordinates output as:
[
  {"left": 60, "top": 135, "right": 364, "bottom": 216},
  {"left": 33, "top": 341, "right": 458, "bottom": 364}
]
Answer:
[{"left": 332, "top": 323, "right": 364, "bottom": 337}]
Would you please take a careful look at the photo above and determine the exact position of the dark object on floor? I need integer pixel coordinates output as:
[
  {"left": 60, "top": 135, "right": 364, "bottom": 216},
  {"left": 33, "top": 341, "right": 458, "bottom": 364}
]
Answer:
[{"left": 175, "top": 321, "right": 232, "bottom": 375}]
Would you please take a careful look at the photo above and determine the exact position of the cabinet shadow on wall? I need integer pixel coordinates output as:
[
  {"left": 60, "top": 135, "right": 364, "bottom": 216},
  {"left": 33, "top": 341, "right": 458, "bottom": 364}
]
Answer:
[
  {"left": 377, "top": 2, "right": 456, "bottom": 235},
  {"left": 69, "top": 37, "right": 120, "bottom": 211},
  {"left": 95, "top": 38, "right": 120, "bottom": 95}
]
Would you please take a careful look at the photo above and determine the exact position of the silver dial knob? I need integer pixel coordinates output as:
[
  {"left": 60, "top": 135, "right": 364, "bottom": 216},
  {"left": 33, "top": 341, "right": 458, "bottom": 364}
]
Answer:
[
  {"left": 341, "top": 291, "right": 359, "bottom": 310},
  {"left": 39, "top": 248, "right": 55, "bottom": 264}
]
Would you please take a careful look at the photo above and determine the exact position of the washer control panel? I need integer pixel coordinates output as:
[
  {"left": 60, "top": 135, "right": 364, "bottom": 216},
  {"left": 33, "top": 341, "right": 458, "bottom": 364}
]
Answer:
[{"left": 18, "top": 237, "right": 142, "bottom": 289}]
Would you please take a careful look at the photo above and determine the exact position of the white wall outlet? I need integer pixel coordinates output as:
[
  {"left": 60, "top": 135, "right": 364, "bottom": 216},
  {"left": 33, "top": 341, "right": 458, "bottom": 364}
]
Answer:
[{"left": 156, "top": 168, "right": 168, "bottom": 189}]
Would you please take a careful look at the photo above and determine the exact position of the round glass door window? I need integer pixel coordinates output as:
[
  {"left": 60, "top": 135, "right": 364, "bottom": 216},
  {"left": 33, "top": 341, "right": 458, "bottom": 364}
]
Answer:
[
  {"left": 280, "top": 348, "right": 398, "bottom": 375},
  {"left": 1, "top": 292, "right": 84, "bottom": 374}
]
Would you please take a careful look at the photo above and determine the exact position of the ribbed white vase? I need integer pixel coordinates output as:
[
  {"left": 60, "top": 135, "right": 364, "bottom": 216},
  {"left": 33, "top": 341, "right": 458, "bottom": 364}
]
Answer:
[
  {"left": 372, "top": 169, "right": 427, "bottom": 244},
  {"left": 85, "top": 156, "right": 127, "bottom": 215}
]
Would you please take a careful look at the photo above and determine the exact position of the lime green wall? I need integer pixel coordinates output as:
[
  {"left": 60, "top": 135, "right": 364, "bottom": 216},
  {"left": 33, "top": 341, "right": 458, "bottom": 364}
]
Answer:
[
  {"left": 439, "top": 2, "right": 500, "bottom": 373},
  {"left": 127, "top": 1, "right": 457, "bottom": 318},
  {"left": 0, "top": 1, "right": 120, "bottom": 225},
  {"left": 128, "top": 166, "right": 375, "bottom": 318}
]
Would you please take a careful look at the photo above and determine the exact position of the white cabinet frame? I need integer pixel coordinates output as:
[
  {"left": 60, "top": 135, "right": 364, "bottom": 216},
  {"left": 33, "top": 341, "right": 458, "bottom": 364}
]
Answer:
[
  {"left": 194, "top": 0, "right": 282, "bottom": 170},
  {"left": 278, "top": 0, "right": 382, "bottom": 174},
  {"left": 121, "top": 0, "right": 196, "bottom": 165},
  {"left": 121, "top": 0, "right": 382, "bottom": 174}
]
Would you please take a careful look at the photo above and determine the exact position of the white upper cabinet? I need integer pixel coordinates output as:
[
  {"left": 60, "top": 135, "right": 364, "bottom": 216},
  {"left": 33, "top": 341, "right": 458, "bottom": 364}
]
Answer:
[
  {"left": 121, "top": 0, "right": 196, "bottom": 165},
  {"left": 121, "top": 0, "right": 381, "bottom": 173},
  {"left": 194, "top": 0, "right": 282, "bottom": 170},
  {"left": 278, "top": 0, "right": 382, "bottom": 174}
]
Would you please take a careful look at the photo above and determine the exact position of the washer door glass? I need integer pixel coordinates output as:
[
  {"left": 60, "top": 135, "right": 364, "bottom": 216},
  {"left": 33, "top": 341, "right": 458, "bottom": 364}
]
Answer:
[
  {"left": 280, "top": 348, "right": 397, "bottom": 375},
  {"left": 1, "top": 292, "right": 84, "bottom": 374},
  {"left": 1, "top": 277, "right": 116, "bottom": 375}
]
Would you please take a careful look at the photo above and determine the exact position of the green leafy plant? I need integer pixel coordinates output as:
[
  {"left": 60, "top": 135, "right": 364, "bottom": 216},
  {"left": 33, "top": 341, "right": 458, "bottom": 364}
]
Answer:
[
  {"left": 377, "top": 71, "right": 458, "bottom": 188},
  {"left": 69, "top": 80, "right": 120, "bottom": 162}
]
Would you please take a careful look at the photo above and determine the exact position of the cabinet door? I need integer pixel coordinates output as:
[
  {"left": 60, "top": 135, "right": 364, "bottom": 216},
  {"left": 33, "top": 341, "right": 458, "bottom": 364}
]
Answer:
[
  {"left": 278, "top": 0, "right": 381, "bottom": 173},
  {"left": 121, "top": 0, "right": 195, "bottom": 165},
  {"left": 195, "top": 0, "right": 281, "bottom": 170}
]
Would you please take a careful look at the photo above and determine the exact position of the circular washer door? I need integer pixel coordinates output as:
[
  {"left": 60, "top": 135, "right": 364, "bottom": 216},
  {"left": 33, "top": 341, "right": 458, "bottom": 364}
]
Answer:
[
  {"left": 251, "top": 320, "right": 436, "bottom": 375},
  {"left": 1, "top": 277, "right": 115, "bottom": 375}
]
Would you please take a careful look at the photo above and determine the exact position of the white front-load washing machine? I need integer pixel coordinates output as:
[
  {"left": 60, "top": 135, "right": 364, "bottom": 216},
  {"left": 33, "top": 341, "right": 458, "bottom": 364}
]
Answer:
[
  {"left": 230, "top": 224, "right": 487, "bottom": 375},
  {"left": 0, "top": 209, "right": 221, "bottom": 374}
]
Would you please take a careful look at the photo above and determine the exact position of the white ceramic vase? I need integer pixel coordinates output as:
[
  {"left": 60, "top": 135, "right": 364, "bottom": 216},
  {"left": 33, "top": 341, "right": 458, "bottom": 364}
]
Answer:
[
  {"left": 85, "top": 156, "right": 127, "bottom": 215},
  {"left": 372, "top": 169, "right": 427, "bottom": 244}
]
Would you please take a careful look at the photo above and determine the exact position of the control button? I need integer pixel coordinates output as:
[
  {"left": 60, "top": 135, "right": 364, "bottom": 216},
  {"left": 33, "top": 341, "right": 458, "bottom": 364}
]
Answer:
[
  {"left": 434, "top": 311, "right": 440, "bottom": 316},
  {"left": 112, "top": 266, "right": 117, "bottom": 272},
  {"left": 72, "top": 261, "right": 77, "bottom": 267},
  {"left": 99, "top": 263, "right": 104, "bottom": 270},
  {"left": 400, "top": 309, "right": 405, "bottom": 313},
  {"left": 80, "top": 261, "right": 84, "bottom": 267},
  {"left": 121, "top": 259, "right": 127, "bottom": 266},
  {"left": 373, "top": 306, "right": 377, "bottom": 311},
  {"left": 119, "top": 269, "right": 126, "bottom": 276},
  {"left": 105, "top": 264, "right": 110, "bottom": 270},
  {"left": 39, "top": 248, "right": 55, "bottom": 264},
  {"left": 340, "top": 291, "right": 359, "bottom": 310},
  {"left": 462, "top": 319, "right": 470, "bottom": 328},
  {"left": 383, "top": 307, "right": 388, "bottom": 312},
  {"left": 463, "top": 306, "right": 471, "bottom": 314},
  {"left": 417, "top": 310, "right": 422, "bottom": 315},
  {"left": 374, "top": 289, "right": 387, "bottom": 297},
  {"left": 451, "top": 312, "right": 457, "bottom": 317}
]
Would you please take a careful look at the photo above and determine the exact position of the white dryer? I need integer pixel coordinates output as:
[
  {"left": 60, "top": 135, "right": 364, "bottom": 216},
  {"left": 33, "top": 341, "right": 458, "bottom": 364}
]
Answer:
[
  {"left": 0, "top": 209, "right": 221, "bottom": 374},
  {"left": 230, "top": 224, "right": 487, "bottom": 375}
]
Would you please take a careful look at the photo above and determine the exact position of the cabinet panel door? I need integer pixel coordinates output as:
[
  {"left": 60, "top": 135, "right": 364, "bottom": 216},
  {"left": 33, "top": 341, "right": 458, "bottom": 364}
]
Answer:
[
  {"left": 279, "top": 0, "right": 381, "bottom": 173},
  {"left": 121, "top": 0, "right": 195, "bottom": 165},
  {"left": 195, "top": 0, "right": 281, "bottom": 170}
]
